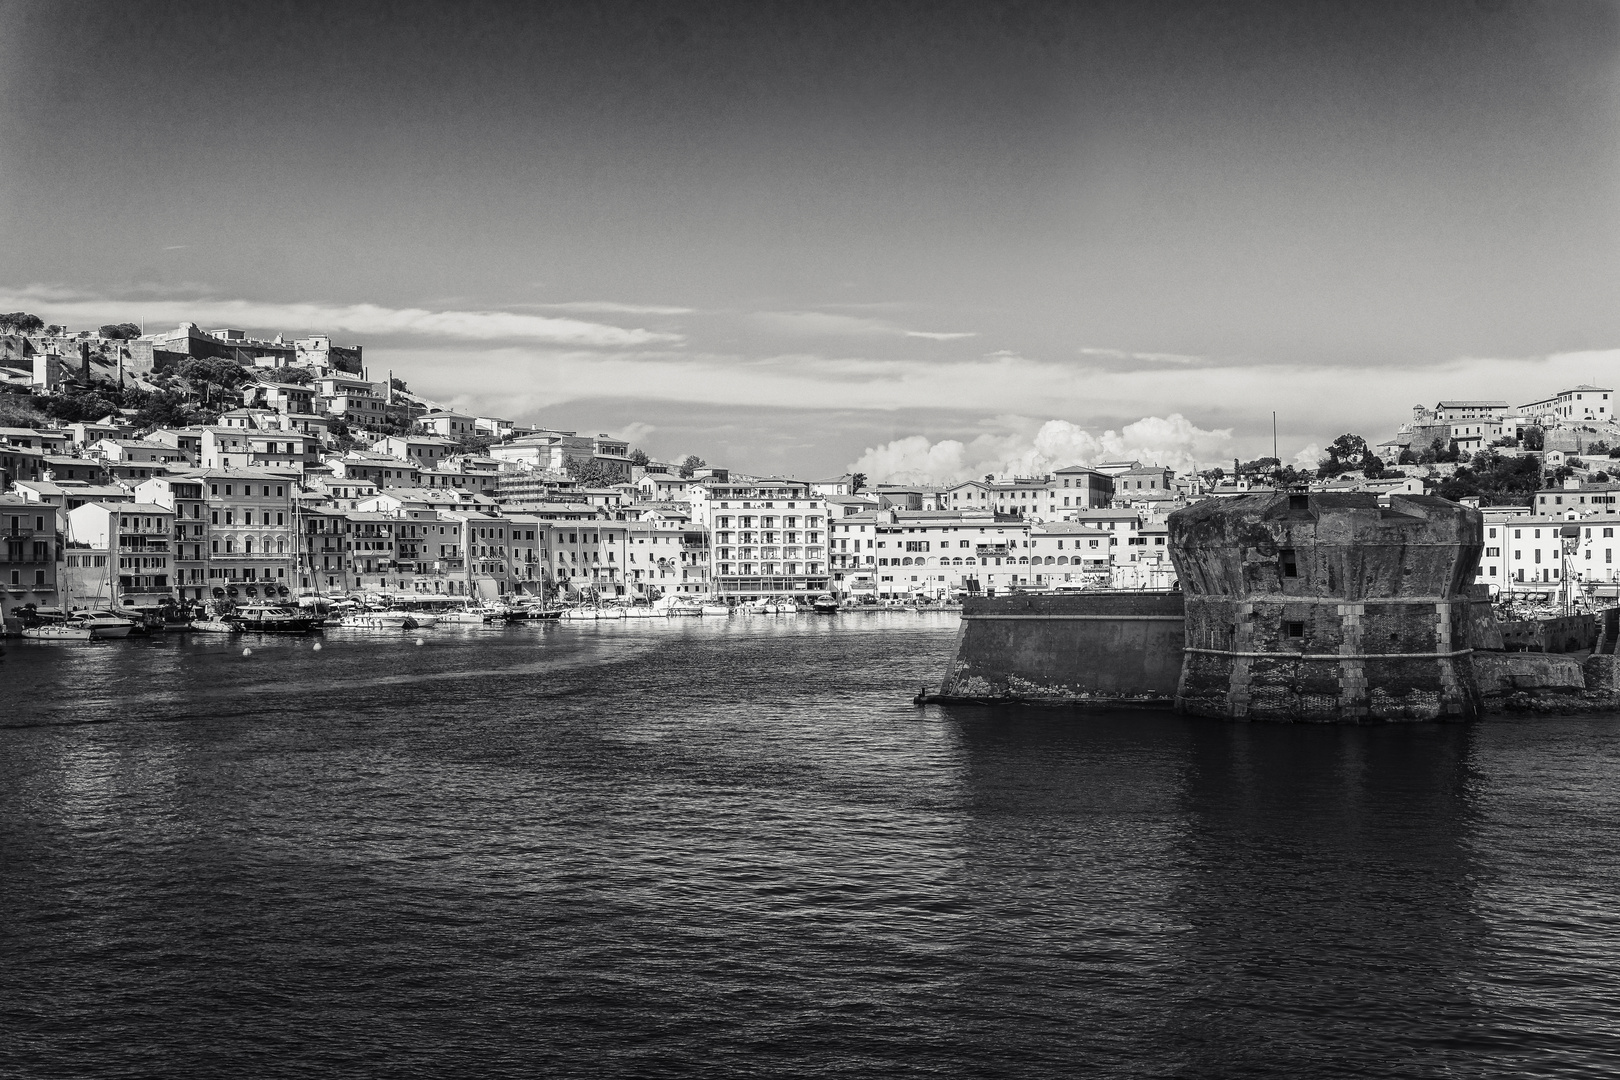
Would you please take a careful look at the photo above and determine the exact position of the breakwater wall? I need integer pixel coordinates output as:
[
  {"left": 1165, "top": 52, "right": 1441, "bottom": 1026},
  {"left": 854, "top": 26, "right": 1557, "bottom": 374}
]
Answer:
[{"left": 935, "top": 591, "right": 1184, "bottom": 707}]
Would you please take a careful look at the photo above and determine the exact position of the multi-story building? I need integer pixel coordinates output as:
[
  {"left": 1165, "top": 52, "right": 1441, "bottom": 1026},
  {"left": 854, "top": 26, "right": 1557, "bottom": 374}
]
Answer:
[
  {"left": 0, "top": 494, "right": 60, "bottom": 619},
  {"left": 201, "top": 427, "right": 316, "bottom": 474},
  {"left": 1433, "top": 400, "right": 1509, "bottom": 424},
  {"left": 242, "top": 381, "right": 316, "bottom": 415},
  {"left": 199, "top": 470, "right": 296, "bottom": 597},
  {"left": 541, "top": 520, "right": 630, "bottom": 599},
  {"left": 415, "top": 411, "right": 478, "bottom": 439},
  {"left": 135, "top": 476, "right": 210, "bottom": 602},
  {"left": 500, "top": 514, "right": 548, "bottom": 598},
  {"left": 1477, "top": 515, "right": 1609, "bottom": 594},
  {"left": 294, "top": 335, "right": 364, "bottom": 375},
  {"left": 700, "top": 478, "right": 827, "bottom": 597},
  {"left": 64, "top": 501, "right": 175, "bottom": 609},
  {"left": 829, "top": 508, "right": 1030, "bottom": 598},
  {"left": 1519, "top": 385, "right": 1613, "bottom": 425},
  {"left": 1531, "top": 483, "right": 1620, "bottom": 517},
  {"left": 624, "top": 521, "right": 706, "bottom": 598},
  {"left": 299, "top": 506, "right": 353, "bottom": 595},
  {"left": 327, "top": 451, "right": 421, "bottom": 489},
  {"left": 346, "top": 512, "right": 401, "bottom": 593},
  {"left": 315, "top": 374, "right": 411, "bottom": 428},
  {"left": 372, "top": 434, "right": 460, "bottom": 470}
]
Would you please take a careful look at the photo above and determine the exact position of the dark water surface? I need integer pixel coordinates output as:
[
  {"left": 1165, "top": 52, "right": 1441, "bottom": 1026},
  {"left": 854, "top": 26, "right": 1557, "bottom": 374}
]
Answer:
[{"left": 4, "top": 613, "right": 1620, "bottom": 1078}]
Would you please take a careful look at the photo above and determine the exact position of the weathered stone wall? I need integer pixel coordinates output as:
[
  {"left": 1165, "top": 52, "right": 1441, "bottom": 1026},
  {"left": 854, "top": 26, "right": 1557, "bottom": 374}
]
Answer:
[
  {"left": 1498, "top": 613, "right": 1599, "bottom": 654},
  {"left": 1170, "top": 493, "right": 1483, "bottom": 722},
  {"left": 935, "top": 591, "right": 1184, "bottom": 706}
]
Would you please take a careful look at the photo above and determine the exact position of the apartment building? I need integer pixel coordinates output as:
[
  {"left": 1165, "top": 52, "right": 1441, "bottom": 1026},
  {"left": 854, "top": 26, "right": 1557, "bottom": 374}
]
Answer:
[
  {"left": 199, "top": 470, "right": 295, "bottom": 594},
  {"left": 0, "top": 494, "right": 59, "bottom": 619},
  {"left": 624, "top": 521, "right": 707, "bottom": 598},
  {"left": 135, "top": 476, "right": 210, "bottom": 601},
  {"left": 64, "top": 501, "right": 174, "bottom": 608},
  {"left": 705, "top": 482, "right": 828, "bottom": 598},
  {"left": 829, "top": 508, "right": 1033, "bottom": 599}
]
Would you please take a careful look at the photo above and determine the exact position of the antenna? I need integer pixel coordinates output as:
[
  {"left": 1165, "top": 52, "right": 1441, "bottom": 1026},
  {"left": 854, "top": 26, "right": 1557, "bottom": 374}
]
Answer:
[{"left": 1272, "top": 411, "right": 1278, "bottom": 466}]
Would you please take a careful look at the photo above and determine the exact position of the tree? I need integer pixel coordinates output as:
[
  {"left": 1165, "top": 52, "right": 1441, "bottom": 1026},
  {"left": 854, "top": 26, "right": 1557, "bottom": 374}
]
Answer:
[
  {"left": 276, "top": 366, "right": 314, "bottom": 386},
  {"left": 679, "top": 454, "right": 707, "bottom": 478},
  {"left": 1523, "top": 425, "right": 1545, "bottom": 451},
  {"left": 98, "top": 323, "right": 142, "bottom": 340},
  {"left": 390, "top": 376, "right": 409, "bottom": 393},
  {"left": 572, "top": 458, "right": 629, "bottom": 487},
  {"left": 1430, "top": 449, "right": 1543, "bottom": 506},
  {"left": 629, "top": 448, "right": 650, "bottom": 467},
  {"left": 851, "top": 472, "right": 866, "bottom": 493},
  {"left": 1318, "top": 433, "right": 1378, "bottom": 478},
  {"left": 0, "top": 312, "right": 44, "bottom": 335}
]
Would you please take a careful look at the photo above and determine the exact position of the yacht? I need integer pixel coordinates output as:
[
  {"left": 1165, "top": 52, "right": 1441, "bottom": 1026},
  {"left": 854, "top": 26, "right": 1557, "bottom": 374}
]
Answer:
[
  {"left": 230, "top": 605, "right": 325, "bottom": 633},
  {"left": 68, "top": 611, "right": 136, "bottom": 639},
  {"left": 337, "top": 610, "right": 422, "bottom": 630}
]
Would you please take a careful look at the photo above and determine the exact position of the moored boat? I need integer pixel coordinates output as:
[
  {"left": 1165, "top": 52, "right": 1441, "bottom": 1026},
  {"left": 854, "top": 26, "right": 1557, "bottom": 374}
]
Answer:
[
  {"left": 338, "top": 611, "right": 420, "bottom": 630},
  {"left": 230, "top": 604, "right": 326, "bottom": 633},
  {"left": 700, "top": 603, "right": 732, "bottom": 616},
  {"left": 69, "top": 612, "right": 136, "bottom": 639},
  {"left": 21, "top": 623, "right": 94, "bottom": 641}
]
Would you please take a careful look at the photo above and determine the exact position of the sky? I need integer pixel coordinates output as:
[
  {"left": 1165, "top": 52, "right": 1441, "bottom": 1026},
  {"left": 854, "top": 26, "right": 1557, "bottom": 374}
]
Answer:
[{"left": 2, "top": 0, "right": 1617, "bottom": 480}]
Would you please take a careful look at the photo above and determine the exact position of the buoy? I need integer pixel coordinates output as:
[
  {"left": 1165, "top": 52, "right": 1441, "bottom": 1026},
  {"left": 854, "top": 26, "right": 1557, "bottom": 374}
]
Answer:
[
  {"left": 242, "top": 647, "right": 252, "bottom": 657},
  {"left": 415, "top": 638, "right": 425, "bottom": 646},
  {"left": 312, "top": 642, "right": 322, "bottom": 651}
]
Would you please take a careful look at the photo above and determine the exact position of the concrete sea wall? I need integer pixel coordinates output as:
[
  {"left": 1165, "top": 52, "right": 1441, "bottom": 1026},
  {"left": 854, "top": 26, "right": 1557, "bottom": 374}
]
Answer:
[{"left": 934, "top": 592, "right": 1184, "bottom": 706}]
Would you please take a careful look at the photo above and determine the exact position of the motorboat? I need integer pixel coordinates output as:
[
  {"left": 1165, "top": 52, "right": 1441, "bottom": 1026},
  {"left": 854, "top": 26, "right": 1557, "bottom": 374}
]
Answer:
[
  {"left": 189, "top": 618, "right": 238, "bottom": 633},
  {"left": 436, "top": 604, "right": 492, "bottom": 625},
  {"left": 22, "top": 623, "right": 94, "bottom": 641},
  {"left": 741, "top": 600, "right": 771, "bottom": 614},
  {"left": 811, "top": 595, "right": 840, "bottom": 614},
  {"left": 337, "top": 610, "right": 421, "bottom": 630},
  {"left": 68, "top": 612, "right": 136, "bottom": 639},
  {"left": 230, "top": 605, "right": 325, "bottom": 633},
  {"left": 700, "top": 603, "right": 732, "bottom": 616}
]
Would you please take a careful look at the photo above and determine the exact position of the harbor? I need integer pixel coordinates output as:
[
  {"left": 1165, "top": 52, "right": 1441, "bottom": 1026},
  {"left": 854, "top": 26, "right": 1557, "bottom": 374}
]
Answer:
[{"left": 6, "top": 611, "right": 1620, "bottom": 1077}]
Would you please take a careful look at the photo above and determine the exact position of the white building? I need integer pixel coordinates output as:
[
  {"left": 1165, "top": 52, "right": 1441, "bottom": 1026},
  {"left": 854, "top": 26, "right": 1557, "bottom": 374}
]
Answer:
[{"left": 829, "top": 508, "right": 1034, "bottom": 599}]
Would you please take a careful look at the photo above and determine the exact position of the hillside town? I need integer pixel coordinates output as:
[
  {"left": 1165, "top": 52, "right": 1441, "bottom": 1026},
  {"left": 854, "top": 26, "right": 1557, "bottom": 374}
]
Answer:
[{"left": 2, "top": 315, "right": 1619, "bottom": 630}]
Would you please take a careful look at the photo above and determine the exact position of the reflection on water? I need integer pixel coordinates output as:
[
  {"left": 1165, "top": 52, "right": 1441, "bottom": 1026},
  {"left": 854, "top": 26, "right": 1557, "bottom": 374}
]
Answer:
[{"left": 2, "top": 616, "right": 1619, "bottom": 1078}]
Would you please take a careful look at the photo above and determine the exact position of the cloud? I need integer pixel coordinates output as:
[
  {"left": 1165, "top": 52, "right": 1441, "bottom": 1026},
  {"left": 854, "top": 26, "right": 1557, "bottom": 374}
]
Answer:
[
  {"left": 753, "top": 310, "right": 975, "bottom": 342},
  {"left": 613, "top": 421, "right": 657, "bottom": 446},
  {"left": 536, "top": 301, "right": 695, "bottom": 315},
  {"left": 0, "top": 286, "right": 678, "bottom": 347},
  {"left": 1292, "top": 443, "right": 1325, "bottom": 469},
  {"left": 848, "top": 414, "right": 1235, "bottom": 485}
]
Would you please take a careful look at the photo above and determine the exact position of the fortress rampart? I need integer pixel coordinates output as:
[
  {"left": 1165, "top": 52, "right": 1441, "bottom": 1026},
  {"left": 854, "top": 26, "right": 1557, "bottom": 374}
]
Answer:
[{"left": 1169, "top": 492, "right": 1483, "bottom": 721}]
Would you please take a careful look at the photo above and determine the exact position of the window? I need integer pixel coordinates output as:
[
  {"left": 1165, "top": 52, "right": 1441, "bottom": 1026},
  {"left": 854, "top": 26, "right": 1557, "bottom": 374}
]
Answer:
[{"left": 1286, "top": 621, "right": 1305, "bottom": 638}]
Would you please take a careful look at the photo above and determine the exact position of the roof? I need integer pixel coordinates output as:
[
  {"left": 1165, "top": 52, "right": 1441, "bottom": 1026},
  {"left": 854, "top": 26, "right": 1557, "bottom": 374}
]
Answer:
[
  {"left": 76, "top": 501, "right": 170, "bottom": 515},
  {"left": 1030, "top": 522, "right": 1112, "bottom": 534},
  {"left": 1436, "top": 400, "right": 1508, "bottom": 408}
]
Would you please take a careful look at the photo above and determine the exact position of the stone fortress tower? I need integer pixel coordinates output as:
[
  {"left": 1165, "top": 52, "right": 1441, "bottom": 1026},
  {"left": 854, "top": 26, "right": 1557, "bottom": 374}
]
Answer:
[{"left": 1168, "top": 492, "right": 1485, "bottom": 721}]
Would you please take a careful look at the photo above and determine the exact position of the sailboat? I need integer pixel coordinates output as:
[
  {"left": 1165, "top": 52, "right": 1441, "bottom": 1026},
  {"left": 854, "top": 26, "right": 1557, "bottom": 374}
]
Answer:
[{"left": 23, "top": 517, "right": 134, "bottom": 641}]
